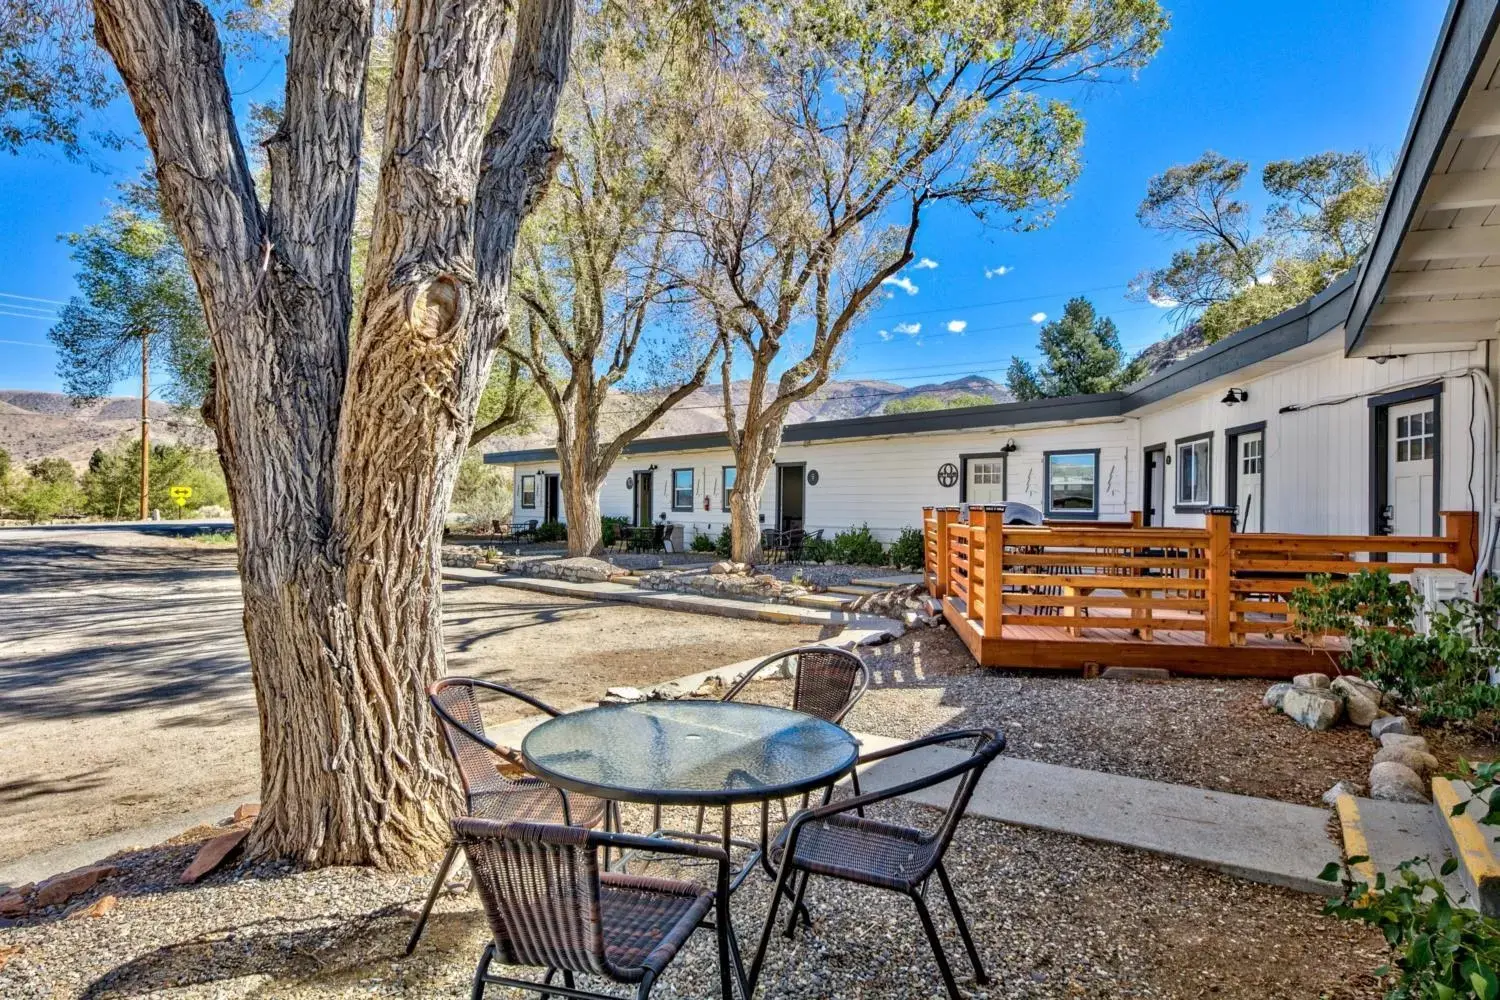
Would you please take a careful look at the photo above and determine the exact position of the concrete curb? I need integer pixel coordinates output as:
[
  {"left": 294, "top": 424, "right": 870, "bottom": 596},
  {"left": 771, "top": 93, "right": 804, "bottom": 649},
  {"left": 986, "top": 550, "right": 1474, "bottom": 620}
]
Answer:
[
  {"left": 1333, "top": 793, "right": 1379, "bottom": 883},
  {"left": 441, "top": 567, "right": 905, "bottom": 640},
  {"left": 1432, "top": 776, "right": 1500, "bottom": 915}
]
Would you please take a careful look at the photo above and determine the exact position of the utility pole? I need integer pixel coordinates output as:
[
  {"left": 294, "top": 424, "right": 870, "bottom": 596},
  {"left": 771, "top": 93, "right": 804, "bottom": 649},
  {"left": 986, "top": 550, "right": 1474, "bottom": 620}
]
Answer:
[{"left": 139, "top": 333, "right": 150, "bottom": 520}]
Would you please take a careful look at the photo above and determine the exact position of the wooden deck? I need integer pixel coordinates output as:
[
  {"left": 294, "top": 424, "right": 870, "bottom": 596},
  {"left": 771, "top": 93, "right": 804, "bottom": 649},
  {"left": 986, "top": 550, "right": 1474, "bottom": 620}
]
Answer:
[{"left": 924, "top": 505, "right": 1478, "bottom": 679}]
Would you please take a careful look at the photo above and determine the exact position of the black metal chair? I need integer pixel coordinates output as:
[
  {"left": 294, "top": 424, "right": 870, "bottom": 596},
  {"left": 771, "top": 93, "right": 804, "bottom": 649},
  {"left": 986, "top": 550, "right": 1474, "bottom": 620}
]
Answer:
[
  {"left": 406, "top": 678, "right": 617, "bottom": 955},
  {"left": 748, "top": 728, "right": 1007, "bottom": 1000},
  {"left": 455, "top": 817, "right": 735, "bottom": 1000}
]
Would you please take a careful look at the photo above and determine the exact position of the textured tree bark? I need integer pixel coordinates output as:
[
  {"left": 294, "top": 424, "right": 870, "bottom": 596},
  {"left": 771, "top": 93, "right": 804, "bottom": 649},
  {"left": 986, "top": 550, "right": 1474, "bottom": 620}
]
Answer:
[{"left": 94, "top": 0, "right": 574, "bottom": 867}]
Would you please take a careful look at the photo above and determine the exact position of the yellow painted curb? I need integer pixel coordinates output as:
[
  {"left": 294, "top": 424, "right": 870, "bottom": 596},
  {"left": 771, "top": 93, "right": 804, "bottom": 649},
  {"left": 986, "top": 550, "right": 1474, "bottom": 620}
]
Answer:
[
  {"left": 1432, "top": 776, "right": 1500, "bottom": 914},
  {"left": 1334, "top": 793, "right": 1379, "bottom": 885}
]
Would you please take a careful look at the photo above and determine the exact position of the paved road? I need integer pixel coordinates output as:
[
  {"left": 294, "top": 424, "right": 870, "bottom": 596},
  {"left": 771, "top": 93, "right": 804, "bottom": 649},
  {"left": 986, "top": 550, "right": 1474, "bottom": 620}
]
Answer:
[{"left": 0, "top": 525, "right": 820, "bottom": 869}]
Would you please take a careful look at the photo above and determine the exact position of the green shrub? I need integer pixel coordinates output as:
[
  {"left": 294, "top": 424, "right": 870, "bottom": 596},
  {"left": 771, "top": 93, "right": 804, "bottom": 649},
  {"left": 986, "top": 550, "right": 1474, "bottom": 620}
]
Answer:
[
  {"left": 801, "top": 533, "right": 831, "bottom": 563},
  {"left": 829, "top": 524, "right": 885, "bottom": 566},
  {"left": 714, "top": 525, "right": 733, "bottom": 558},
  {"left": 532, "top": 520, "right": 567, "bottom": 544},
  {"left": 886, "top": 526, "right": 924, "bottom": 569},
  {"left": 600, "top": 516, "right": 630, "bottom": 547},
  {"left": 690, "top": 531, "right": 717, "bottom": 553},
  {"left": 1288, "top": 571, "right": 1500, "bottom": 735}
]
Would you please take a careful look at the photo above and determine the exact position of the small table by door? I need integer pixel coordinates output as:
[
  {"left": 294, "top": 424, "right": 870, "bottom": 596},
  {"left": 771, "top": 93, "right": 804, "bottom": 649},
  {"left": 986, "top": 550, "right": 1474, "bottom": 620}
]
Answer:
[{"left": 521, "top": 700, "right": 859, "bottom": 997}]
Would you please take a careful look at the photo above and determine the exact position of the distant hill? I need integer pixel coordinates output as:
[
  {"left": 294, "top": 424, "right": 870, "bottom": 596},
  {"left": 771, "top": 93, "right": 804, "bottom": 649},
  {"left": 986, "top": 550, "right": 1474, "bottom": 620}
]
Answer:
[
  {"left": 1134, "top": 325, "right": 1209, "bottom": 376},
  {"left": 0, "top": 391, "right": 210, "bottom": 466}
]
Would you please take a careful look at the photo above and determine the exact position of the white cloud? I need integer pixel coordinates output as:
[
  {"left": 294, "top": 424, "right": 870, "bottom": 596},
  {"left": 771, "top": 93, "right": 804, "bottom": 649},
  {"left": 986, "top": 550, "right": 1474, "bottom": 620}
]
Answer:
[
  {"left": 877, "top": 329, "right": 892, "bottom": 342},
  {"left": 881, "top": 275, "right": 918, "bottom": 295},
  {"left": 946, "top": 319, "right": 968, "bottom": 333},
  {"left": 984, "top": 265, "right": 1011, "bottom": 279},
  {"left": 893, "top": 321, "right": 921, "bottom": 336},
  {"left": 1147, "top": 292, "right": 1178, "bottom": 309},
  {"left": 913, "top": 257, "right": 939, "bottom": 270},
  {"left": 1030, "top": 312, "right": 1047, "bottom": 324}
]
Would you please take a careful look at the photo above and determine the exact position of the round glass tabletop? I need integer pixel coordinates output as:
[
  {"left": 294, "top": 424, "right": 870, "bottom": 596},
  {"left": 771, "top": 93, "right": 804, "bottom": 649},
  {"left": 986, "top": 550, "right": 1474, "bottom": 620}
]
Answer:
[{"left": 521, "top": 700, "right": 859, "bottom": 806}]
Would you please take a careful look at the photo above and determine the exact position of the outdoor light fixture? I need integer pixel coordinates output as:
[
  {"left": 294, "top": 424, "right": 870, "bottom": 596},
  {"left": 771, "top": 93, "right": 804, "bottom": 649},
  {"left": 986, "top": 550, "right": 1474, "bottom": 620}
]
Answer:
[
  {"left": 1220, "top": 387, "right": 1249, "bottom": 406},
  {"left": 1001, "top": 439, "right": 1018, "bottom": 453}
]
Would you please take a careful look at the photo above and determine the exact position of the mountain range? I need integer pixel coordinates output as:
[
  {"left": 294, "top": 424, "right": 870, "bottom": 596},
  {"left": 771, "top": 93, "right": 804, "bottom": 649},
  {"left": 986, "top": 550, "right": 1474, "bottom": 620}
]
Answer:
[{"left": 0, "top": 391, "right": 208, "bottom": 466}]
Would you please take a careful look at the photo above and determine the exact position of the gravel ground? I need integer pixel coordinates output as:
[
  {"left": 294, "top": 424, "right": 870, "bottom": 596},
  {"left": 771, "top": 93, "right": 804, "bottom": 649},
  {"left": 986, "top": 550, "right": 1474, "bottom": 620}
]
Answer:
[{"left": 0, "top": 798, "right": 1387, "bottom": 999}]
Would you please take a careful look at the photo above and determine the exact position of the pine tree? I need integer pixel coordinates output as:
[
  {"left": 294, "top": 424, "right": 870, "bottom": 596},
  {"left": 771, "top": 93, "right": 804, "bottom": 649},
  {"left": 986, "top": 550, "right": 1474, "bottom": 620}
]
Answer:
[{"left": 1005, "top": 298, "right": 1143, "bottom": 400}]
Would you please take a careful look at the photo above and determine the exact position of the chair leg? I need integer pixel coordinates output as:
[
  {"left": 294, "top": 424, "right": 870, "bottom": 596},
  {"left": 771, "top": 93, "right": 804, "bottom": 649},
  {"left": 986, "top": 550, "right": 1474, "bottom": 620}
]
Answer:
[
  {"left": 748, "top": 859, "right": 796, "bottom": 996},
  {"left": 910, "top": 888, "right": 963, "bottom": 1000},
  {"left": 636, "top": 969, "right": 656, "bottom": 999},
  {"left": 715, "top": 888, "right": 734, "bottom": 1000},
  {"left": 782, "top": 871, "right": 813, "bottom": 938},
  {"left": 936, "top": 864, "right": 988, "bottom": 985},
  {"left": 470, "top": 942, "right": 495, "bottom": 1000},
  {"left": 695, "top": 804, "right": 707, "bottom": 835},
  {"left": 406, "top": 840, "right": 461, "bottom": 955}
]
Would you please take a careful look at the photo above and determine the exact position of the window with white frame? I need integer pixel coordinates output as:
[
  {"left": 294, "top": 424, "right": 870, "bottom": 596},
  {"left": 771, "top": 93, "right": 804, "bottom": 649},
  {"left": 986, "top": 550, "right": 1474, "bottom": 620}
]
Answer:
[
  {"left": 1395, "top": 410, "right": 1435, "bottom": 462},
  {"left": 1241, "top": 437, "right": 1262, "bottom": 474},
  {"left": 1176, "top": 436, "right": 1211, "bottom": 506},
  {"left": 721, "top": 466, "right": 737, "bottom": 511},
  {"left": 970, "top": 461, "right": 1003, "bottom": 485},
  {"left": 672, "top": 468, "right": 694, "bottom": 511},
  {"left": 1044, "top": 451, "right": 1098, "bottom": 515},
  {"left": 520, "top": 475, "right": 537, "bottom": 509}
]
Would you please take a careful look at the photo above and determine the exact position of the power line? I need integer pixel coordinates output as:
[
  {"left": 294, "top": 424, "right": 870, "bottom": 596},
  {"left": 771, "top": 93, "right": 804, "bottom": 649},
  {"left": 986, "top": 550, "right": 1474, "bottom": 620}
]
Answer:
[
  {"left": 0, "top": 291, "right": 66, "bottom": 306},
  {"left": 0, "top": 309, "right": 56, "bottom": 322},
  {"left": 0, "top": 338, "right": 51, "bottom": 348}
]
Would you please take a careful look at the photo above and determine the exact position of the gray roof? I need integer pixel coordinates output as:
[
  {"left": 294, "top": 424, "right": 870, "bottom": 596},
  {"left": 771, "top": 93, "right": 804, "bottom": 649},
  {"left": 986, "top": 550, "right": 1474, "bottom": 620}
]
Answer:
[{"left": 486, "top": 272, "right": 1355, "bottom": 466}]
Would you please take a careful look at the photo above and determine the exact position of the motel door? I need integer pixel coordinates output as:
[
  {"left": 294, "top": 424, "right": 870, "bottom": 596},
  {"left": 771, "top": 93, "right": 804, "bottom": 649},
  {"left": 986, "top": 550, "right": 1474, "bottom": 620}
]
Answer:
[
  {"left": 1143, "top": 447, "right": 1166, "bottom": 526},
  {"left": 1387, "top": 399, "right": 1436, "bottom": 550},
  {"left": 1235, "top": 432, "right": 1264, "bottom": 533},
  {"left": 963, "top": 457, "right": 1006, "bottom": 505}
]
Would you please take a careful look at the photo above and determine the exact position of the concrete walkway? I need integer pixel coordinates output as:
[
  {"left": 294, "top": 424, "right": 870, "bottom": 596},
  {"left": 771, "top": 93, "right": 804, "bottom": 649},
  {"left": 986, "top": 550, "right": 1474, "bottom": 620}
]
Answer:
[{"left": 442, "top": 567, "right": 904, "bottom": 639}]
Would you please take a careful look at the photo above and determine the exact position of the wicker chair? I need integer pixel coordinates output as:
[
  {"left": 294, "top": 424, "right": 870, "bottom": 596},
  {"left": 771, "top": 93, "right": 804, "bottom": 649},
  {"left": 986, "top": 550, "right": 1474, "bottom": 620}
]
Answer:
[
  {"left": 695, "top": 646, "right": 869, "bottom": 836},
  {"left": 748, "top": 728, "right": 1007, "bottom": 1000},
  {"left": 405, "top": 678, "right": 616, "bottom": 955},
  {"left": 455, "top": 818, "right": 735, "bottom": 1000}
]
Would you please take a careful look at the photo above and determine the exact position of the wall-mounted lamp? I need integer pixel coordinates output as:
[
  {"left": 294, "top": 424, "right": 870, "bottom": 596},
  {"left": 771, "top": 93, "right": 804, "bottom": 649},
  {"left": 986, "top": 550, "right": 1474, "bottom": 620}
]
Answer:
[
  {"left": 648, "top": 463, "right": 658, "bottom": 471},
  {"left": 1000, "top": 439, "right": 1018, "bottom": 453},
  {"left": 1220, "top": 387, "right": 1249, "bottom": 406}
]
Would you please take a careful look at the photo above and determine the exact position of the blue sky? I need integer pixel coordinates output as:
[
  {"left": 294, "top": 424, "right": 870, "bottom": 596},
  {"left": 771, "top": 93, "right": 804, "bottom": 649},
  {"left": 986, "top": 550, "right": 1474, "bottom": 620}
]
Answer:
[{"left": 0, "top": 1, "right": 1448, "bottom": 395}]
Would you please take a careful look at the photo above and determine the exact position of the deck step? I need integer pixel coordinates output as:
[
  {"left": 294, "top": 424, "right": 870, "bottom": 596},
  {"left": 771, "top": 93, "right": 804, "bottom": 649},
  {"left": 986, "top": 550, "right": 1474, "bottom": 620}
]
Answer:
[
  {"left": 827, "top": 584, "right": 886, "bottom": 596},
  {"left": 790, "top": 593, "right": 856, "bottom": 610},
  {"left": 850, "top": 574, "right": 924, "bottom": 588}
]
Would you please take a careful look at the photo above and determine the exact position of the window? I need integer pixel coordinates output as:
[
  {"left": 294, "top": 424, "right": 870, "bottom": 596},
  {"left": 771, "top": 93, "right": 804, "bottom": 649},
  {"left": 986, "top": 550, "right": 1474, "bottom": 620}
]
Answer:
[
  {"left": 520, "top": 475, "right": 537, "bottom": 509},
  {"left": 1395, "top": 410, "right": 1435, "bottom": 462},
  {"left": 672, "top": 468, "right": 694, "bottom": 511},
  {"left": 1241, "top": 438, "right": 1262, "bottom": 474},
  {"left": 1044, "top": 450, "right": 1098, "bottom": 516},
  {"left": 721, "top": 466, "right": 737, "bottom": 511},
  {"left": 970, "top": 461, "right": 1003, "bottom": 485},
  {"left": 1176, "top": 436, "right": 1211, "bottom": 507}
]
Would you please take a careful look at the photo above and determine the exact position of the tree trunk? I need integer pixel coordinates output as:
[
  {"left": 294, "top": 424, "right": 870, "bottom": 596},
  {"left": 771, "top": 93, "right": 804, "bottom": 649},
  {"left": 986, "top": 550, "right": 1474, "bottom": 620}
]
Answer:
[
  {"left": 555, "top": 398, "right": 604, "bottom": 556},
  {"left": 729, "top": 408, "right": 789, "bottom": 564}
]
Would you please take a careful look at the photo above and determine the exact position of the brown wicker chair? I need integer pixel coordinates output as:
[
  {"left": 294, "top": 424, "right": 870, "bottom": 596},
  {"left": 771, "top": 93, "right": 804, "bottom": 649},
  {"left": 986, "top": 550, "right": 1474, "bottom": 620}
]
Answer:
[
  {"left": 405, "top": 678, "right": 616, "bottom": 955},
  {"left": 748, "top": 728, "right": 1006, "bottom": 1000},
  {"left": 455, "top": 817, "right": 735, "bottom": 1000}
]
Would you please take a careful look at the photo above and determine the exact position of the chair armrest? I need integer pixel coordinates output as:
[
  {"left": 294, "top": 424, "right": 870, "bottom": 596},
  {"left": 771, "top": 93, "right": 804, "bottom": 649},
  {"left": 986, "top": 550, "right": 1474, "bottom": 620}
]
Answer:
[
  {"left": 593, "top": 829, "right": 731, "bottom": 865},
  {"left": 460, "top": 678, "right": 564, "bottom": 718},
  {"left": 854, "top": 728, "right": 993, "bottom": 765}
]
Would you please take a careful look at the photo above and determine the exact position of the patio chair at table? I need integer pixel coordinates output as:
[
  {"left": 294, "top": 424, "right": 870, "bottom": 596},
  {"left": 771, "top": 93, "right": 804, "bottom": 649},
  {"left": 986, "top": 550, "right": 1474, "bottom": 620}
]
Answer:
[
  {"left": 748, "top": 728, "right": 1007, "bottom": 1000},
  {"left": 454, "top": 817, "right": 736, "bottom": 1000},
  {"left": 694, "top": 646, "right": 869, "bottom": 840},
  {"left": 405, "top": 678, "right": 617, "bottom": 955}
]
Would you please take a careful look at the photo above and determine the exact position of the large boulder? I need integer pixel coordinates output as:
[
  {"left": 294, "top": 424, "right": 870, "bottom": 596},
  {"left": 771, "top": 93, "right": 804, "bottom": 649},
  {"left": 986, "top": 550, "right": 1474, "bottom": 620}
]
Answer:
[
  {"left": 534, "top": 557, "right": 616, "bottom": 584},
  {"left": 1293, "top": 672, "right": 1332, "bottom": 690},
  {"left": 1263, "top": 682, "right": 1293, "bottom": 710},
  {"left": 1374, "top": 743, "right": 1441, "bottom": 778},
  {"left": 1380, "top": 733, "right": 1431, "bottom": 754},
  {"left": 1369, "top": 761, "right": 1429, "bottom": 803},
  {"left": 1282, "top": 686, "right": 1344, "bottom": 730},
  {"left": 1370, "top": 715, "right": 1410, "bottom": 739},
  {"left": 1331, "top": 677, "right": 1383, "bottom": 727}
]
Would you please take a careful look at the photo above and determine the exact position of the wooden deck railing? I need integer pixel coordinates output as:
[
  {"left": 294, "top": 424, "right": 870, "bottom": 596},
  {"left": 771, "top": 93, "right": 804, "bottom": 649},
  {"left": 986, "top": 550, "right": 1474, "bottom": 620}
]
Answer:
[{"left": 921, "top": 504, "right": 1480, "bottom": 674}]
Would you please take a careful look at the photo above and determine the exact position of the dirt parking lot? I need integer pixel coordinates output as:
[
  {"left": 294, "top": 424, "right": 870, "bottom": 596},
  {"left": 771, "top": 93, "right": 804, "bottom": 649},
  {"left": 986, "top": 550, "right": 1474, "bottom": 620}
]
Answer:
[{"left": 0, "top": 526, "right": 823, "bottom": 866}]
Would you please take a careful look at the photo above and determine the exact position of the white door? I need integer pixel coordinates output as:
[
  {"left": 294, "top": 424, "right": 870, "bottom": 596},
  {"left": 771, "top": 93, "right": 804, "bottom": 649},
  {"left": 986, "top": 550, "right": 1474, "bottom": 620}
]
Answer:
[
  {"left": 1236, "top": 432, "right": 1264, "bottom": 533},
  {"left": 965, "top": 458, "right": 1005, "bottom": 505},
  {"left": 1387, "top": 399, "right": 1436, "bottom": 548}
]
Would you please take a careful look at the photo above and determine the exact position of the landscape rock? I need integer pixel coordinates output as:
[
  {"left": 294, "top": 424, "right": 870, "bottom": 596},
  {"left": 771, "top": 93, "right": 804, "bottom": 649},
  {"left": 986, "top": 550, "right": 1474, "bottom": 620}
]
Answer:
[
  {"left": 180, "top": 828, "right": 250, "bottom": 884},
  {"left": 692, "top": 676, "right": 725, "bottom": 698},
  {"left": 1262, "top": 682, "right": 1293, "bottom": 710},
  {"left": 1370, "top": 715, "right": 1410, "bottom": 739},
  {"left": 709, "top": 561, "right": 734, "bottom": 575},
  {"left": 1331, "top": 677, "right": 1382, "bottom": 727},
  {"left": 532, "top": 557, "right": 614, "bottom": 584},
  {"left": 1380, "top": 733, "right": 1431, "bottom": 754},
  {"left": 0, "top": 886, "right": 32, "bottom": 917},
  {"left": 602, "top": 686, "right": 647, "bottom": 704},
  {"left": 74, "top": 894, "right": 117, "bottom": 919},
  {"left": 847, "top": 583, "right": 931, "bottom": 619},
  {"left": 1369, "top": 761, "right": 1430, "bottom": 803},
  {"left": 1282, "top": 686, "right": 1344, "bottom": 730},
  {"left": 233, "top": 802, "right": 261, "bottom": 823},
  {"left": 0, "top": 944, "right": 21, "bottom": 972},
  {"left": 439, "top": 544, "right": 484, "bottom": 569},
  {"left": 1374, "top": 744, "right": 1441, "bottom": 778},
  {"left": 33, "top": 865, "right": 117, "bottom": 909},
  {"left": 1293, "top": 672, "right": 1332, "bottom": 690},
  {"left": 1322, "top": 781, "right": 1359, "bottom": 806}
]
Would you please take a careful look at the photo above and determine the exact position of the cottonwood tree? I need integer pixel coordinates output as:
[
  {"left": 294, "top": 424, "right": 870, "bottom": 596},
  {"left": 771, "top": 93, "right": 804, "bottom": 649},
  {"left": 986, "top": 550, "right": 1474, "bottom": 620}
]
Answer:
[
  {"left": 1006, "top": 297, "right": 1143, "bottom": 400},
  {"left": 507, "top": 9, "right": 718, "bottom": 556},
  {"left": 676, "top": 0, "right": 1166, "bottom": 561},
  {"left": 1132, "top": 149, "right": 1386, "bottom": 340},
  {"left": 67, "top": 0, "right": 579, "bottom": 866}
]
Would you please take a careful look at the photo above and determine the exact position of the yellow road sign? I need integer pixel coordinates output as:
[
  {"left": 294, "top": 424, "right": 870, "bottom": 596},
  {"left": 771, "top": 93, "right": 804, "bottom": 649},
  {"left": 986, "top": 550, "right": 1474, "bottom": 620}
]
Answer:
[{"left": 169, "top": 485, "right": 192, "bottom": 507}]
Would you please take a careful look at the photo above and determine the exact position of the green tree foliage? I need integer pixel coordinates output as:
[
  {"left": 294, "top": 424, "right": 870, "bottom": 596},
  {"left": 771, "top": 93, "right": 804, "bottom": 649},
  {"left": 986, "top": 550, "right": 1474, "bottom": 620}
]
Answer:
[
  {"left": 10, "top": 475, "right": 81, "bottom": 523},
  {"left": 26, "top": 456, "right": 76, "bottom": 485},
  {"left": 49, "top": 178, "right": 212, "bottom": 410},
  {"left": 0, "top": 1, "right": 118, "bottom": 161},
  {"left": 1005, "top": 297, "right": 1145, "bottom": 400},
  {"left": 80, "top": 439, "right": 229, "bottom": 519},
  {"left": 450, "top": 453, "right": 514, "bottom": 525},
  {"left": 1133, "top": 149, "right": 1387, "bottom": 341},
  {"left": 0, "top": 446, "right": 11, "bottom": 483},
  {"left": 882, "top": 392, "right": 995, "bottom": 415}
]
